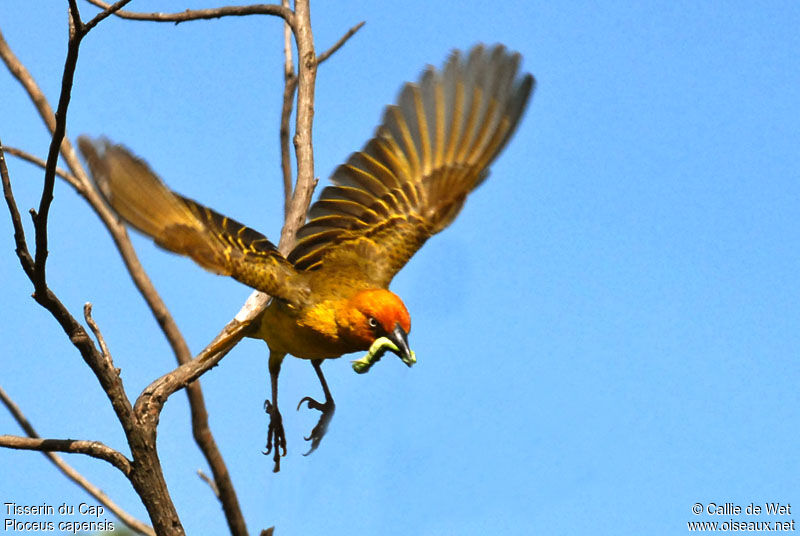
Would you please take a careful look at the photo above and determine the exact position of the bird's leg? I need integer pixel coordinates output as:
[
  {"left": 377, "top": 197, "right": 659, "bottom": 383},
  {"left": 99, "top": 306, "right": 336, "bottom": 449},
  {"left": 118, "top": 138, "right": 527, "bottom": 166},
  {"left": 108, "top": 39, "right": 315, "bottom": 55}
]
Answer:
[
  {"left": 263, "top": 353, "right": 286, "bottom": 472},
  {"left": 297, "top": 359, "right": 335, "bottom": 455}
]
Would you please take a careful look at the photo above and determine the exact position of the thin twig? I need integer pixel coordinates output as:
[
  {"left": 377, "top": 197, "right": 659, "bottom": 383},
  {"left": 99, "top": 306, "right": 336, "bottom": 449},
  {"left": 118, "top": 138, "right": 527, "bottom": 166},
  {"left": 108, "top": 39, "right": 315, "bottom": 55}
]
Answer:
[
  {"left": 0, "top": 27, "right": 91, "bottom": 192},
  {"left": 84, "top": 0, "right": 294, "bottom": 28},
  {"left": 282, "top": 0, "right": 293, "bottom": 75},
  {"left": 0, "top": 142, "right": 34, "bottom": 279},
  {"left": 184, "top": 384, "right": 248, "bottom": 536},
  {"left": 279, "top": 0, "right": 296, "bottom": 216},
  {"left": 0, "top": 386, "right": 154, "bottom": 536},
  {"left": 135, "top": 330, "right": 244, "bottom": 414},
  {"left": 197, "top": 469, "right": 221, "bottom": 499},
  {"left": 3, "top": 145, "right": 82, "bottom": 191},
  {"left": 279, "top": 0, "right": 318, "bottom": 250},
  {"left": 32, "top": 6, "right": 85, "bottom": 288},
  {"left": 279, "top": 77, "right": 297, "bottom": 216},
  {"left": 83, "top": 0, "right": 135, "bottom": 33},
  {"left": 84, "top": 303, "right": 112, "bottom": 360},
  {"left": 317, "top": 20, "right": 365, "bottom": 64},
  {"left": 0, "top": 30, "right": 57, "bottom": 135},
  {"left": 0, "top": 436, "right": 131, "bottom": 474}
]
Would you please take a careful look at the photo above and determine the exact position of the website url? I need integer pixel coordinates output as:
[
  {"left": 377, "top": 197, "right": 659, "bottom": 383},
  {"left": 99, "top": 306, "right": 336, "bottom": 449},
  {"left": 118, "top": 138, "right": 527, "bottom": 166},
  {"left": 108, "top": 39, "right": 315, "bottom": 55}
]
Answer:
[{"left": 688, "top": 520, "right": 796, "bottom": 532}]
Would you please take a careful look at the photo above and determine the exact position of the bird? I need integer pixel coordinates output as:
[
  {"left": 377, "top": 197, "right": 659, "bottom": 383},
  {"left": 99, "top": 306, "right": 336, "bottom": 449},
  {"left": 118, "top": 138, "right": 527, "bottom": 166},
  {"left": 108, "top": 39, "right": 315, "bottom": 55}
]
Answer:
[{"left": 78, "top": 43, "right": 534, "bottom": 472}]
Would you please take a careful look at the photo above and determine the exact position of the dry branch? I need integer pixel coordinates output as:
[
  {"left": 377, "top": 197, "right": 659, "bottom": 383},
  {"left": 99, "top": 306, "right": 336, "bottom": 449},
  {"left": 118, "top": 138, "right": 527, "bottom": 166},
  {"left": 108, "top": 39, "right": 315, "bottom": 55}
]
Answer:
[
  {"left": 0, "top": 436, "right": 131, "bottom": 474},
  {"left": 85, "top": 0, "right": 294, "bottom": 28},
  {"left": 84, "top": 303, "right": 112, "bottom": 359},
  {"left": 1, "top": 141, "right": 34, "bottom": 279},
  {"left": 317, "top": 20, "right": 365, "bottom": 64},
  {"left": 140, "top": 0, "right": 324, "bottom": 414},
  {"left": 1, "top": 7, "right": 185, "bottom": 531},
  {"left": 279, "top": 0, "right": 317, "bottom": 250},
  {"left": 1, "top": 17, "right": 247, "bottom": 534},
  {"left": 198, "top": 469, "right": 221, "bottom": 499},
  {"left": 2, "top": 0, "right": 352, "bottom": 532},
  {"left": 3, "top": 145, "right": 81, "bottom": 190},
  {"left": 0, "top": 386, "right": 154, "bottom": 536},
  {"left": 279, "top": 0, "right": 297, "bottom": 216}
]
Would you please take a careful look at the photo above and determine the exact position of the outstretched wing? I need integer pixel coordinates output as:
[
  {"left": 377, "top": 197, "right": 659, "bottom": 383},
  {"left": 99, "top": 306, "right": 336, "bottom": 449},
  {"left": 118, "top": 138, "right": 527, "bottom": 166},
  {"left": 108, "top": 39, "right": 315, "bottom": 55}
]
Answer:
[
  {"left": 288, "top": 44, "right": 534, "bottom": 287},
  {"left": 78, "top": 137, "right": 306, "bottom": 304}
]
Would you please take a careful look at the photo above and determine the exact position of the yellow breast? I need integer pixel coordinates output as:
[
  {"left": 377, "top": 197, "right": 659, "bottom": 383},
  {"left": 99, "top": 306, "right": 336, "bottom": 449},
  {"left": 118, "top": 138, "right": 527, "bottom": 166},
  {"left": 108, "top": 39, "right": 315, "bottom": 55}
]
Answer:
[{"left": 254, "top": 298, "right": 357, "bottom": 359}]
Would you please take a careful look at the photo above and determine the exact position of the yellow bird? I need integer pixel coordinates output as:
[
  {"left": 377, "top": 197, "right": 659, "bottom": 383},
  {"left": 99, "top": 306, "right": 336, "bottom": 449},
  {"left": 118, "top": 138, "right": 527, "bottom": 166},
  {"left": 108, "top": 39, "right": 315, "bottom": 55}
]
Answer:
[{"left": 79, "top": 43, "right": 534, "bottom": 471}]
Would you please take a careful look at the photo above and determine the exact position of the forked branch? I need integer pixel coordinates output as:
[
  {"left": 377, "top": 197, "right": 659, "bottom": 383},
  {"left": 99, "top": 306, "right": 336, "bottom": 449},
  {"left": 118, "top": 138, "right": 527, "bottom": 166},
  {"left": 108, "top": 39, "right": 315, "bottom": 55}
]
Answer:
[{"left": 2, "top": 1, "right": 365, "bottom": 533}]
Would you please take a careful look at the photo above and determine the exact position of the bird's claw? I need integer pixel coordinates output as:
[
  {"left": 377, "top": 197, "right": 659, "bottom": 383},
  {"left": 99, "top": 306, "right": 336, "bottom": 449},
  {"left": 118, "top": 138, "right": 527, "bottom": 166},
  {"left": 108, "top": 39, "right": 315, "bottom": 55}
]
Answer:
[
  {"left": 296, "top": 395, "right": 335, "bottom": 456},
  {"left": 263, "top": 400, "right": 286, "bottom": 473}
]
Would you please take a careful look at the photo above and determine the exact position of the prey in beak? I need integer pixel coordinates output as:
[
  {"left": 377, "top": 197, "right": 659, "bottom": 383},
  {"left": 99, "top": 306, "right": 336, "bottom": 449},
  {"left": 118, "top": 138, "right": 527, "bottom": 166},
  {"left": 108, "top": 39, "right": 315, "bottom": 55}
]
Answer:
[{"left": 351, "top": 322, "right": 416, "bottom": 374}]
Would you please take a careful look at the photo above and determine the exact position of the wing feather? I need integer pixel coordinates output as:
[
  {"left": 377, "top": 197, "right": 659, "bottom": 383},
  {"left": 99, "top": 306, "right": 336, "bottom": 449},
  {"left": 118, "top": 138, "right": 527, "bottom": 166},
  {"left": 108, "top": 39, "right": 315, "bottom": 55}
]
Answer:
[
  {"left": 288, "top": 44, "right": 534, "bottom": 287},
  {"left": 78, "top": 137, "right": 306, "bottom": 304}
]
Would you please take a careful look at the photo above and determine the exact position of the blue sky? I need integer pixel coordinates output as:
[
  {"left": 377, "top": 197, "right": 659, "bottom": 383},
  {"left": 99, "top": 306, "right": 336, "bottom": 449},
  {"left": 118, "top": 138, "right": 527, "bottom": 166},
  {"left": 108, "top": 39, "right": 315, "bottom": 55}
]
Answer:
[{"left": 2, "top": 1, "right": 799, "bottom": 535}]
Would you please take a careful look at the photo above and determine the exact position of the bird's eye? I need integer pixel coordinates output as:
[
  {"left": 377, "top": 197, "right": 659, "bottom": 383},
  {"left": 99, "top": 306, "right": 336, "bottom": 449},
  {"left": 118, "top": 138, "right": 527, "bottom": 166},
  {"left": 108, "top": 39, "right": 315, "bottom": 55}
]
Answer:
[{"left": 368, "top": 317, "right": 378, "bottom": 329}]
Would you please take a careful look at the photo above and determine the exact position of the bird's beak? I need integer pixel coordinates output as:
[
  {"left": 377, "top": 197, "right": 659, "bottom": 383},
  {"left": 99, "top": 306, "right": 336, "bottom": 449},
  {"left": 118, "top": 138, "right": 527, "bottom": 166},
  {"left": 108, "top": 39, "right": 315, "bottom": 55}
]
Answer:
[{"left": 387, "top": 323, "right": 416, "bottom": 367}]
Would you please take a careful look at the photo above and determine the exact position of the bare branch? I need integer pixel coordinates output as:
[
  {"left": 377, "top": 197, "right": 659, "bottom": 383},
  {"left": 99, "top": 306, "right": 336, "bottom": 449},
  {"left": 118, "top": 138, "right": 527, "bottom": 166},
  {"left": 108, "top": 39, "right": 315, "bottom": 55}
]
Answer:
[
  {"left": 317, "top": 20, "right": 365, "bottom": 64},
  {"left": 282, "top": 0, "right": 293, "bottom": 74},
  {"left": 0, "top": 34, "right": 137, "bottom": 438},
  {"left": 68, "top": 0, "right": 83, "bottom": 27},
  {"left": 0, "top": 435, "right": 131, "bottom": 474},
  {"left": 136, "top": 329, "right": 245, "bottom": 415},
  {"left": 279, "top": 0, "right": 317, "bottom": 250},
  {"left": 84, "top": 303, "right": 112, "bottom": 360},
  {"left": 170, "top": 0, "right": 325, "bottom": 447},
  {"left": 3, "top": 140, "right": 134, "bottom": 433},
  {"left": 280, "top": 0, "right": 296, "bottom": 216},
  {"left": 84, "top": 0, "right": 294, "bottom": 28},
  {"left": 83, "top": 0, "right": 135, "bottom": 33},
  {"left": 3, "top": 145, "right": 82, "bottom": 191},
  {"left": 28, "top": 1, "right": 94, "bottom": 290},
  {"left": 68, "top": 0, "right": 83, "bottom": 39},
  {"left": 3, "top": 16, "right": 248, "bottom": 534},
  {"left": 197, "top": 469, "right": 221, "bottom": 499},
  {"left": 144, "top": 0, "right": 324, "bottom": 413},
  {"left": 185, "top": 383, "right": 248, "bottom": 535},
  {"left": 279, "top": 76, "right": 297, "bottom": 216},
  {"left": 131, "top": 307, "right": 250, "bottom": 536},
  {"left": 1, "top": 19, "right": 183, "bottom": 531},
  {"left": 0, "top": 30, "right": 57, "bottom": 134},
  {"left": 0, "top": 386, "right": 154, "bottom": 536},
  {"left": 1, "top": 384, "right": 41, "bottom": 442},
  {"left": 0, "top": 142, "right": 35, "bottom": 279},
  {"left": 0, "top": 27, "right": 93, "bottom": 195},
  {"left": 5, "top": 0, "right": 331, "bottom": 531}
]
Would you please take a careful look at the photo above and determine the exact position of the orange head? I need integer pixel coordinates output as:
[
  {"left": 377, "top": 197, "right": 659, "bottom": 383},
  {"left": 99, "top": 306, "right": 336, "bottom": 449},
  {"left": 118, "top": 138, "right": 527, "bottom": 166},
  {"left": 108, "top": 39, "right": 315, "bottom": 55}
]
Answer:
[{"left": 338, "top": 289, "right": 412, "bottom": 361}]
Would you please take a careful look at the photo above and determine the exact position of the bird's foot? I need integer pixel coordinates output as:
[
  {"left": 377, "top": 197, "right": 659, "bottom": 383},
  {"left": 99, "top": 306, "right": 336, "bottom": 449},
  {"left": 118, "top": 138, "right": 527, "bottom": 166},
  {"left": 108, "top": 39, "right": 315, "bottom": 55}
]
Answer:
[
  {"left": 263, "top": 400, "right": 286, "bottom": 473},
  {"left": 296, "top": 395, "right": 335, "bottom": 456}
]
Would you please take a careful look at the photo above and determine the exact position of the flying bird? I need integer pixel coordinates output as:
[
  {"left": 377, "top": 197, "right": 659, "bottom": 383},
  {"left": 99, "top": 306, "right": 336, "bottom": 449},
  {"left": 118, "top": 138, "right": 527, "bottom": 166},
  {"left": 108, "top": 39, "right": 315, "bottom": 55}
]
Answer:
[{"left": 78, "top": 44, "right": 534, "bottom": 472}]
